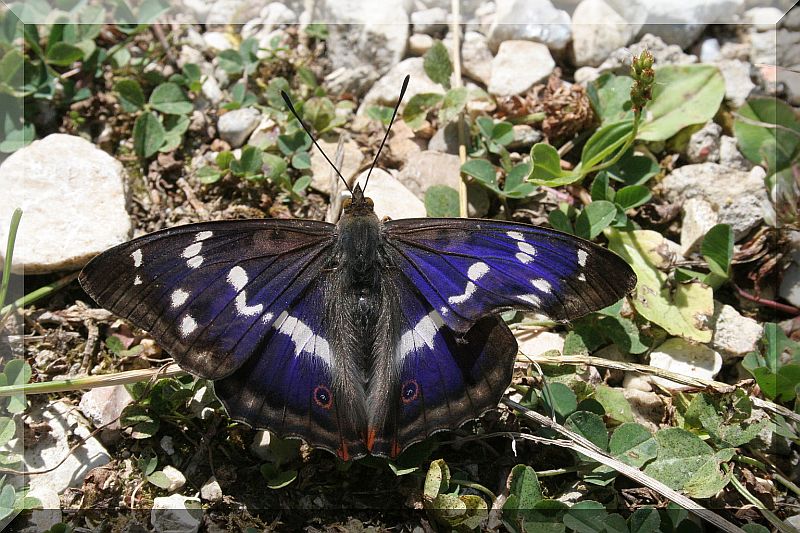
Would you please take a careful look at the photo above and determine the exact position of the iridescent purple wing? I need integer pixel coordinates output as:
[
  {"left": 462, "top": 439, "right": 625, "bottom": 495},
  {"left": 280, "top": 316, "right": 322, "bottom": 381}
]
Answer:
[
  {"left": 383, "top": 218, "right": 636, "bottom": 333},
  {"left": 79, "top": 219, "right": 335, "bottom": 380}
]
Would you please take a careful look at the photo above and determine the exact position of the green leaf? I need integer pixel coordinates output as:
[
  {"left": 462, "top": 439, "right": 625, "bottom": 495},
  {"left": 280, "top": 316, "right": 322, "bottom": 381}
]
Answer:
[
  {"left": 303, "top": 97, "right": 336, "bottom": 132},
  {"left": 580, "top": 120, "right": 635, "bottom": 173},
  {"left": 575, "top": 201, "right": 616, "bottom": 239},
  {"left": 609, "top": 423, "right": 658, "bottom": 468},
  {"left": 742, "top": 323, "right": 800, "bottom": 402},
  {"left": 403, "top": 93, "right": 443, "bottom": 130},
  {"left": 114, "top": 79, "right": 145, "bottom": 112},
  {"left": 593, "top": 385, "right": 634, "bottom": 425},
  {"left": 734, "top": 97, "right": 800, "bottom": 175},
  {"left": 629, "top": 508, "right": 661, "bottom": 533},
  {"left": 590, "top": 172, "right": 613, "bottom": 202},
  {"left": 262, "top": 153, "right": 288, "bottom": 181},
  {"left": 541, "top": 382, "right": 578, "bottom": 419},
  {"left": 462, "top": 159, "right": 497, "bottom": 187},
  {"left": 503, "top": 163, "right": 536, "bottom": 198},
  {"left": 563, "top": 501, "right": 608, "bottom": 533},
  {"left": 133, "top": 111, "right": 166, "bottom": 159},
  {"left": 45, "top": 42, "right": 83, "bottom": 66},
  {"left": 231, "top": 146, "right": 263, "bottom": 177},
  {"left": 3, "top": 359, "right": 31, "bottom": 414},
  {"left": 423, "top": 459, "right": 450, "bottom": 500},
  {"left": 292, "top": 175, "right": 311, "bottom": 195},
  {"left": 701, "top": 224, "right": 733, "bottom": 278},
  {"left": 598, "top": 315, "right": 649, "bottom": 355},
  {"left": 260, "top": 464, "right": 298, "bottom": 489},
  {"left": 565, "top": 411, "right": 609, "bottom": 452},
  {"left": 0, "top": 417, "right": 16, "bottom": 447},
  {"left": 0, "top": 483, "right": 16, "bottom": 522},
  {"left": 614, "top": 185, "right": 651, "bottom": 210},
  {"left": 120, "top": 404, "right": 160, "bottom": 439},
  {"left": 149, "top": 82, "right": 192, "bottom": 115},
  {"left": 147, "top": 471, "right": 173, "bottom": 489},
  {"left": 606, "top": 149, "right": 660, "bottom": 186},
  {"left": 423, "top": 40, "right": 452, "bottom": 89},
  {"left": 425, "top": 185, "right": 460, "bottom": 217},
  {"left": 637, "top": 65, "right": 726, "bottom": 142},
  {"left": 589, "top": 73, "right": 634, "bottom": 124},
  {"left": 607, "top": 229, "right": 713, "bottom": 342},
  {"left": 548, "top": 209, "right": 573, "bottom": 234},
  {"left": 291, "top": 151, "right": 311, "bottom": 170},
  {"left": 684, "top": 392, "right": 767, "bottom": 448},
  {"left": 491, "top": 121, "right": 515, "bottom": 145},
  {"left": 529, "top": 143, "right": 576, "bottom": 186},
  {"left": 366, "top": 105, "right": 393, "bottom": 125},
  {"left": 508, "top": 464, "right": 543, "bottom": 509},
  {"left": 439, "top": 87, "right": 467, "bottom": 124},
  {"left": 217, "top": 49, "right": 243, "bottom": 74},
  {"left": 196, "top": 166, "right": 222, "bottom": 184},
  {"left": 277, "top": 129, "right": 312, "bottom": 155}
]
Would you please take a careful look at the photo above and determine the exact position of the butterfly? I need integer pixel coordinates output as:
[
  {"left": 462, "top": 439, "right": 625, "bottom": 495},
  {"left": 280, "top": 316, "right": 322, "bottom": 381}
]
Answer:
[{"left": 79, "top": 77, "right": 636, "bottom": 460}]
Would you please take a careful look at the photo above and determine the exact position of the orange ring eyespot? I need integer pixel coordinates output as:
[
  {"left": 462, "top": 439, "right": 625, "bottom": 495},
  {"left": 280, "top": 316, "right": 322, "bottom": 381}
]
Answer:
[
  {"left": 313, "top": 385, "right": 333, "bottom": 409},
  {"left": 400, "top": 380, "right": 419, "bottom": 404}
]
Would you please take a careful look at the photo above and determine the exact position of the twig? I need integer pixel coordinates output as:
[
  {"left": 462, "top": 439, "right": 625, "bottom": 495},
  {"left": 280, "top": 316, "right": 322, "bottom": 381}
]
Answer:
[
  {"left": 451, "top": 0, "right": 468, "bottom": 219},
  {"left": 727, "top": 466, "right": 795, "bottom": 533},
  {"left": 151, "top": 24, "right": 178, "bottom": 69},
  {"left": 734, "top": 283, "right": 800, "bottom": 315},
  {"left": 177, "top": 177, "right": 209, "bottom": 219}
]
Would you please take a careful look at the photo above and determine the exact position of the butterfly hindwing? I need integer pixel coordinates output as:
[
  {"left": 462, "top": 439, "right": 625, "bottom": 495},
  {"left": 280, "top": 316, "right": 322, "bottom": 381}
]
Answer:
[
  {"left": 79, "top": 219, "right": 335, "bottom": 379},
  {"left": 384, "top": 218, "right": 636, "bottom": 332}
]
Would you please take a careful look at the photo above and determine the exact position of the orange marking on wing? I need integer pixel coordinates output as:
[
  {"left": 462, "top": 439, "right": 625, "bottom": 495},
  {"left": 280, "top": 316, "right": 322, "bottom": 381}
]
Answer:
[
  {"left": 390, "top": 439, "right": 401, "bottom": 458},
  {"left": 337, "top": 442, "right": 350, "bottom": 462},
  {"left": 366, "top": 427, "right": 377, "bottom": 452}
]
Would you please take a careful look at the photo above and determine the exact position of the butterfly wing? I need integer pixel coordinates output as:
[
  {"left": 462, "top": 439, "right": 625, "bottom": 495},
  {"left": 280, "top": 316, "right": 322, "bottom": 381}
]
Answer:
[
  {"left": 383, "top": 218, "right": 636, "bottom": 332},
  {"left": 79, "top": 219, "right": 336, "bottom": 380}
]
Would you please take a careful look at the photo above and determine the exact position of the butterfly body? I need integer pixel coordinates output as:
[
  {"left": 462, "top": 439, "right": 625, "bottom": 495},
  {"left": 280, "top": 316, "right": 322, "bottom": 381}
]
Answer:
[{"left": 79, "top": 185, "right": 636, "bottom": 460}]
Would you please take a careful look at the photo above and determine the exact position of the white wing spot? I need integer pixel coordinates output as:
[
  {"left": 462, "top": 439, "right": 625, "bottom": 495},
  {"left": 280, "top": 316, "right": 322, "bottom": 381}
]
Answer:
[
  {"left": 531, "top": 278, "right": 552, "bottom": 293},
  {"left": 517, "top": 241, "right": 537, "bottom": 256},
  {"left": 227, "top": 266, "right": 248, "bottom": 291},
  {"left": 274, "top": 314, "right": 331, "bottom": 364},
  {"left": 578, "top": 249, "right": 588, "bottom": 267},
  {"left": 398, "top": 310, "right": 444, "bottom": 364},
  {"left": 133, "top": 275, "right": 142, "bottom": 285},
  {"left": 131, "top": 249, "right": 143, "bottom": 267},
  {"left": 467, "top": 261, "right": 490, "bottom": 281},
  {"left": 235, "top": 292, "right": 263, "bottom": 317},
  {"left": 518, "top": 293, "right": 542, "bottom": 306},
  {"left": 195, "top": 231, "right": 213, "bottom": 241},
  {"left": 515, "top": 252, "right": 534, "bottom": 264},
  {"left": 187, "top": 255, "right": 203, "bottom": 269},
  {"left": 448, "top": 281, "right": 477, "bottom": 305},
  {"left": 180, "top": 315, "right": 198, "bottom": 336},
  {"left": 183, "top": 242, "right": 202, "bottom": 258},
  {"left": 507, "top": 231, "right": 524, "bottom": 241},
  {"left": 171, "top": 289, "right": 190, "bottom": 308},
  {"left": 261, "top": 312, "right": 275, "bottom": 324}
]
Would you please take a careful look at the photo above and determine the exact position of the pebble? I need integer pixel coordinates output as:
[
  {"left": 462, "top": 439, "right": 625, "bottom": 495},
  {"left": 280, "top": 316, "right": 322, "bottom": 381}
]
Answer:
[
  {"left": 743, "top": 6, "right": 783, "bottom": 31},
  {"left": 622, "top": 389, "right": 666, "bottom": 432},
  {"left": 388, "top": 120, "right": 426, "bottom": 162},
  {"left": 411, "top": 7, "right": 449, "bottom": 35},
  {"left": 151, "top": 494, "right": 202, "bottom": 533},
  {"left": 396, "top": 151, "right": 461, "bottom": 199},
  {"left": 78, "top": 385, "right": 133, "bottom": 431},
  {"left": 488, "top": 40, "right": 555, "bottom": 96},
  {"left": 408, "top": 33, "right": 434, "bottom": 56},
  {"left": 680, "top": 197, "right": 718, "bottom": 257},
  {"left": 428, "top": 121, "right": 468, "bottom": 154},
  {"left": 594, "top": 34, "right": 697, "bottom": 77},
  {"left": 649, "top": 337, "right": 723, "bottom": 390},
  {"left": 201, "top": 476, "right": 224, "bottom": 502},
  {"left": 718, "top": 135, "right": 752, "bottom": 171},
  {"left": 508, "top": 124, "right": 542, "bottom": 149},
  {"left": 202, "top": 31, "right": 235, "bottom": 52},
  {"left": 200, "top": 75, "right": 224, "bottom": 106},
  {"left": 711, "top": 303, "right": 763, "bottom": 360},
  {"left": 487, "top": 0, "right": 572, "bottom": 52},
  {"left": 161, "top": 465, "right": 187, "bottom": 492},
  {"left": 700, "top": 38, "right": 721, "bottom": 63},
  {"left": 217, "top": 107, "right": 262, "bottom": 148},
  {"left": 309, "top": 138, "right": 364, "bottom": 195},
  {"left": 685, "top": 121, "right": 722, "bottom": 164},
  {"left": 716, "top": 59, "right": 756, "bottom": 108},
  {"left": 461, "top": 31, "right": 493, "bottom": 85},
  {"left": 250, "top": 430, "right": 274, "bottom": 461},
  {"left": 779, "top": 231, "right": 800, "bottom": 307},
  {"left": 354, "top": 169, "right": 427, "bottom": 220},
  {"left": 357, "top": 58, "right": 447, "bottom": 115},
  {"left": 0, "top": 134, "right": 131, "bottom": 273},
  {"left": 516, "top": 330, "right": 565, "bottom": 357},
  {"left": 571, "top": 0, "right": 641, "bottom": 67},
  {"left": 160, "top": 435, "right": 175, "bottom": 455},
  {"left": 622, "top": 373, "right": 653, "bottom": 392},
  {"left": 635, "top": 0, "right": 745, "bottom": 50}
]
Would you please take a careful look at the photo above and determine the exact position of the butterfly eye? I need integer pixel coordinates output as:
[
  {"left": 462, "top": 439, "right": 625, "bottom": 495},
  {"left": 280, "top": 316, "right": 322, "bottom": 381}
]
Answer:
[
  {"left": 365, "top": 197, "right": 374, "bottom": 207},
  {"left": 342, "top": 197, "right": 353, "bottom": 209}
]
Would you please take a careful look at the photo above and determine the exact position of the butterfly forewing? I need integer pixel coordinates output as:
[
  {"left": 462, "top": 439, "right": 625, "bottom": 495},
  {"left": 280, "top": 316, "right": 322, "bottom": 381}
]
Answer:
[
  {"left": 384, "top": 218, "right": 636, "bottom": 332},
  {"left": 79, "top": 219, "right": 336, "bottom": 379}
]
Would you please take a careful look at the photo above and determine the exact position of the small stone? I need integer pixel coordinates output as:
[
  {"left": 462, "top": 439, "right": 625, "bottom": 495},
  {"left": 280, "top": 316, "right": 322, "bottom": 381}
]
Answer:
[
  {"left": 571, "top": 0, "right": 641, "bottom": 67},
  {"left": 217, "top": 108, "right": 262, "bottom": 148},
  {"left": 161, "top": 465, "right": 187, "bottom": 492},
  {"left": 649, "top": 337, "right": 723, "bottom": 390},
  {"left": 782, "top": 7, "right": 800, "bottom": 30},
  {"left": 487, "top": 0, "right": 572, "bottom": 52},
  {"left": 354, "top": 169, "right": 426, "bottom": 220},
  {"left": 0, "top": 134, "right": 131, "bottom": 273},
  {"left": 744, "top": 7, "right": 783, "bottom": 31},
  {"left": 411, "top": 7, "right": 448, "bottom": 35},
  {"left": 679, "top": 198, "right": 718, "bottom": 256},
  {"left": 461, "top": 31, "right": 493, "bottom": 85},
  {"left": 177, "top": 45, "right": 204, "bottom": 68},
  {"left": 711, "top": 303, "right": 763, "bottom": 360},
  {"left": 388, "top": 120, "right": 426, "bottom": 162},
  {"left": 357, "top": 58, "right": 446, "bottom": 115},
  {"left": 428, "top": 121, "right": 468, "bottom": 154},
  {"left": 79, "top": 385, "right": 133, "bottom": 431},
  {"left": 201, "top": 476, "right": 223, "bottom": 502},
  {"left": 779, "top": 231, "right": 800, "bottom": 307},
  {"left": 622, "top": 373, "right": 653, "bottom": 392},
  {"left": 635, "top": 0, "right": 744, "bottom": 50},
  {"left": 200, "top": 75, "right": 223, "bottom": 106},
  {"left": 250, "top": 430, "right": 273, "bottom": 461},
  {"left": 160, "top": 435, "right": 175, "bottom": 455},
  {"left": 516, "top": 331, "right": 565, "bottom": 357},
  {"left": 716, "top": 59, "right": 755, "bottom": 108},
  {"left": 203, "top": 31, "right": 235, "bottom": 52},
  {"left": 699, "top": 38, "right": 721, "bottom": 63},
  {"left": 718, "top": 135, "right": 753, "bottom": 171},
  {"left": 408, "top": 33, "right": 434, "bottom": 56},
  {"left": 397, "top": 151, "right": 462, "bottom": 199},
  {"left": 780, "top": 64, "right": 800, "bottom": 106},
  {"left": 151, "top": 494, "right": 202, "bottom": 533},
  {"left": 489, "top": 40, "right": 555, "bottom": 96},
  {"left": 508, "top": 124, "right": 543, "bottom": 150},
  {"left": 309, "top": 138, "right": 364, "bottom": 195},
  {"left": 685, "top": 121, "right": 722, "bottom": 164},
  {"left": 622, "top": 389, "right": 666, "bottom": 431},
  {"left": 595, "top": 34, "right": 697, "bottom": 76}
]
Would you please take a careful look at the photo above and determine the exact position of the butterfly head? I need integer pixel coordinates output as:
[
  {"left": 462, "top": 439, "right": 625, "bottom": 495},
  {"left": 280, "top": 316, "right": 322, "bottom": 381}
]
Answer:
[{"left": 342, "top": 184, "right": 375, "bottom": 217}]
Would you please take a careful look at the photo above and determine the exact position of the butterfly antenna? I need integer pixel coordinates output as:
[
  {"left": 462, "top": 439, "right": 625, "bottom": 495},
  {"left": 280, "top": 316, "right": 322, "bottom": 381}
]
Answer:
[
  {"left": 281, "top": 90, "right": 351, "bottom": 193},
  {"left": 363, "top": 74, "right": 410, "bottom": 193}
]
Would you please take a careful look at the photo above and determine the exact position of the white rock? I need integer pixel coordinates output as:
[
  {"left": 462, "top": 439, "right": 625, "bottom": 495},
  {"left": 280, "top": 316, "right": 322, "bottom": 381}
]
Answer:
[
  {"left": 151, "top": 494, "right": 202, "bottom": 533},
  {"left": 217, "top": 108, "right": 262, "bottom": 148},
  {"left": 622, "top": 388, "right": 666, "bottom": 432},
  {"left": 716, "top": 59, "right": 755, "bottom": 108},
  {"left": 408, "top": 33, "right": 434, "bottom": 56},
  {"left": 204, "top": 0, "right": 261, "bottom": 25},
  {"left": 571, "top": 0, "right": 641, "bottom": 67},
  {"left": 241, "top": 2, "right": 297, "bottom": 43},
  {"left": 309, "top": 138, "right": 364, "bottom": 195},
  {"left": 711, "top": 303, "right": 763, "bottom": 359},
  {"left": 161, "top": 435, "right": 175, "bottom": 455},
  {"left": 461, "top": 31, "right": 493, "bottom": 85},
  {"left": 396, "top": 151, "right": 462, "bottom": 199},
  {"left": 200, "top": 75, "right": 223, "bottom": 106},
  {"left": 23, "top": 401, "right": 111, "bottom": 495},
  {"left": 508, "top": 124, "right": 543, "bottom": 149},
  {"left": 700, "top": 38, "right": 722, "bottom": 63},
  {"left": 635, "top": 0, "right": 744, "bottom": 49},
  {"left": 782, "top": 7, "right": 800, "bottom": 31},
  {"left": 779, "top": 231, "right": 800, "bottom": 307},
  {"left": 0, "top": 134, "right": 131, "bottom": 274},
  {"left": 594, "top": 34, "right": 697, "bottom": 77},
  {"left": 202, "top": 31, "right": 235, "bottom": 52},
  {"left": 160, "top": 465, "right": 187, "bottom": 492},
  {"left": 411, "top": 7, "right": 448, "bottom": 35},
  {"left": 744, "top": 7, "right": 783, "bottom": 31},
  {"left": 718, "top": 135, "right": 753, "bottom": 171},
  {"left": 622, "top": 373, "right": 653, "bottom": 392},
  {"left": 487, "top": 0, "right": 572, "bottom": 52},
  {"left": 25, "top": 486, "right": 62, "bottom": 532},
  {"left": 200, "top": 476, "right": 223, "bottom": 502},
  {"left": 357, "top": 58, "right": 446, "bottom": 115},
  {"left": 79, "top": 385, "right": 133, "bottom": 430},
  {"left": 680, "top": 198, "right": 718, "bottom": 256},
  {"left": 388, "top": 119, "right": 426, "bottom": 162},
  {"left": 355, "top": 169, "right": 426, "bottom": 220},
  {"left": 177, "top": 45, "right": 205, "bottom": 68},
  {"left": 649, "top": 337, "right": 723, "bottom": 390},
  {"left": 685, "top": 121, "right": 722, "bottom": 164},
  {"left": 489, "top": 41, "right": 555, "bottom": 97},
  {"left": 516, "top": 331, "right": 565, "bottom": 357},
  {"left": 660, "top": 163, "right": 768, "bottom": 240},
  {"left": 428, "top": 121, "right": 467, "bottom": 154}
]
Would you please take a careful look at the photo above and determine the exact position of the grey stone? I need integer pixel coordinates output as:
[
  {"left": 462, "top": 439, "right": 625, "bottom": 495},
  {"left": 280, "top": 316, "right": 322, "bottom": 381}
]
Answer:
[
  {"left": 779, "top": 62, "right": 800, "bottom": 105},
  {"left": 411, "top": 7, "right": 449, "bottom": 35},
  {"left": 635, "top": 0, "right": 745, "bottom": 49},
  {"left": 649, "top": 338, "right": 722, "bottom": 390},
  {"left": 680, "top": 197, "right": 718, "bottom": 256},
  {"left": 354, "top": 169, "right": 427, "bottom": 220},
  {"left": 217, "top": 107, "right": 262, "bottom": 148},
  {"left": 781, "top": 6, "right": 800, "bottom": 30},
  {"left": 685, "top": 121, "right": 722, "bottom": 164},
  {"left": 711, "top": 303, "right": 763, "bottom": 360},
  {"left": 79, "top": 385, "right": 133, "bottom": 431},
  {"left": 201, "top": 476, "right": 223, "bottom": 502},
  {"left": 744, "top": 7, "right": 783, "bottom": 30},
  {"left": 177, "top": 45, "right": 204, "bottom": 68},
  {"left": 0, "top": 134, "right": 132, "bottom": 274},
  {"left": 151, "top": 494, "right": 202, "bottom": 533},
  {"left": 623, "top": 389, "right": 666, "bottom": 432},
  {"left": 161, "top": 465, "right": 187, "bottom": 493},
  {"left": 594, "top": 34, "right": 697, "bottom": 77},
  {"left": 357, "top": 58, "right": 446, "bottom": 115},
  {"left": 508, "top": 124, "right": 543, "bottom": 149},
  {"left": 461, "top": 31, "right": 493, "bottom": 85},
  {"left": 700, "top": 38, "right": 722, "bottom": 63},
  {"left": 489, "top": 40, "right": 555, "bottom": 96},
  {"left": 428, "top": 121, "right": 468, "bottom": 154},
  {"left": 161, "top": 435, "right": 175, "bottom": 455},
  {"left": 660, "top": 163, "right": 768, "bottom": 240},
  {"left": 200, "top": 75, "right": 223, "bottom": 106},
  {"left": 571, "top": 0, "right": 641, "bottom": 67},
  {"left": 202, "top": 31, "right": 235, "bottom": 52},
  {"left": 719, "top": 135, "right": 753, "bottom": 171},
  {"left": 408, "top": 33, "right": 434, "bottom": 56},
  {"left": 396, "top": 151, "right": 461, "bottom": 198},
  {"left": 241, "top": 2, "right": 297, "bottom": 47},
  {"left": 487, "top": 0, "right": 572, "bottom": 52},
  {"left": 516, "top": 331, "right": 565, "bottom": 357},
  {"left": 716, "top": 59, "right": 756, "bottom": 108},
  {"left": 309, "top": 138, "right": 364, "bottom": 195}
]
